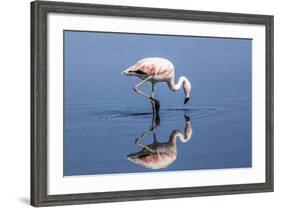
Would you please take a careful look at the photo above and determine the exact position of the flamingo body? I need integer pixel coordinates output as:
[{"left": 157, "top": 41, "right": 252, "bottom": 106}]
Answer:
[
  {"left": 123, "top": 57, "right": 174, "bottom": 83},
  {"left": 127, "top": 142, "right": 177, "bottom": 169}
]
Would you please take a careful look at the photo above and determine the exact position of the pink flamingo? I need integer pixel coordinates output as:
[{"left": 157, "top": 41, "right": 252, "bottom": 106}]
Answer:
[
  {"left": 127, "top": 114, "right": 192, "bottom": 169},
  {"left": 122, "top": 57, "right": 191, "bottom": 111}
]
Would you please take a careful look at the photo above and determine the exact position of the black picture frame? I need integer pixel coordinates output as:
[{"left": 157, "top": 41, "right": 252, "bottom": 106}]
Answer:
[{"left": 31, "top": 0, "right": 274, "bottom": 207}]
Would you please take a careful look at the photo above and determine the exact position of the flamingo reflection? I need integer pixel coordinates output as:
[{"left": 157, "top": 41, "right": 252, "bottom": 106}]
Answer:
[{"left": 127, "top": 113, "right": 192, "bottom": 169}]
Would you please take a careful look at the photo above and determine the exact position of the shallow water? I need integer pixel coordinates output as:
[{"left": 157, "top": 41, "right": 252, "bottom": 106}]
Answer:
[{"left": 63, "top": 31, "right": 252, "bottom": 176}]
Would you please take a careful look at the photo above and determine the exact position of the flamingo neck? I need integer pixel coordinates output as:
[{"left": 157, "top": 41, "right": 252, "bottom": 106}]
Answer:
[
  {"left": 167, "top": 76, "right": 191, "bottom": 97},
  {"left": 170, "top": 122, "right": 192, "bottom": 144}
]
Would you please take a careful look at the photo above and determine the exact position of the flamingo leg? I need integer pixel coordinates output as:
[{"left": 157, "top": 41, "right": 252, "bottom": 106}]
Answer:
[
  {"left": 135, "top": 135, "right": 156, "bottom": 153},
  {"left": 151, "top": 83, "right": 155, "bottom": 99},
  {"left": 133, "top": 76, "right": 154, "bottom": 101},
  {"left": 134, "top": 127, "right": 154, "bottom": 152},
  {"left": 151, "top": 84, "right": 158, "bottom": 134},
  {"left": 138, "top": 144, "right": 156, "bottom": 153},
  {"left": 133, "top": 76, "right": 160, "bottom": 114},
  {"left": 151, "top": 83, "right": 156, "bottom": 116},
  {"left": 134, "top": 128, "right": 153, "bottom": 144},
  {"left": 151, "top": 83, "right": 160, "bottom": 114}
]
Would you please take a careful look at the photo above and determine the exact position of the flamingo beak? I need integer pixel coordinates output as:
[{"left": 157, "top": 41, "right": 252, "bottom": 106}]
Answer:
[
  {"left": 184, "top": 97, "right": 189, "bottom": 104},
  {"left": 122, "top": 69, "right": 133, "bottom": 76}
]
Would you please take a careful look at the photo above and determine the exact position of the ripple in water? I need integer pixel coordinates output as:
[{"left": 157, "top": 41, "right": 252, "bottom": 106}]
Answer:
[{"left": 89, "top": 106, "right": 229, "bottom": 122}]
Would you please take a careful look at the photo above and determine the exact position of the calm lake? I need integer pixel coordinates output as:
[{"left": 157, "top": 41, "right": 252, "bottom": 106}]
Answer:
[{"left": 64, "top": 31, "right": 252, "bottom": 176}]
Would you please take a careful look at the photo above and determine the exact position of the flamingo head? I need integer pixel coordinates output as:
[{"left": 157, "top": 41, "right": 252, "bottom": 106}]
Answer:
[{"left": 183, "top": 78, "right": 191, "bottom": 104}]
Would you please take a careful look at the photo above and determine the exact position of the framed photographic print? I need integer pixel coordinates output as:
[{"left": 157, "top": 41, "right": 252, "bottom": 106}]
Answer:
[{"left": 31, "top": 0, "right": 274, "bottom": 207}]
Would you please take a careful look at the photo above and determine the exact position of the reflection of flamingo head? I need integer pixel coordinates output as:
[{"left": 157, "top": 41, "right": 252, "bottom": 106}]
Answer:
[{"left": 127, "top": 147, "right": 177, "bottom": 169}]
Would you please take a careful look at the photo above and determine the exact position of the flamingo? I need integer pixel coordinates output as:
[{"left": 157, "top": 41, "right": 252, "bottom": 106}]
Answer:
[
  {"left": 122, "top": 57, "right": 191, "bottom": 112},
  {"left": 127, "top": 114, "right": 192, "bottom": 169}
]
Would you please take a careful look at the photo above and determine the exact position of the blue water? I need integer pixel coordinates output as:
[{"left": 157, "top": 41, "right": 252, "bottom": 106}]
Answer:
[{"left": 63, "top": 31, "right": 252, "bottom": 176}]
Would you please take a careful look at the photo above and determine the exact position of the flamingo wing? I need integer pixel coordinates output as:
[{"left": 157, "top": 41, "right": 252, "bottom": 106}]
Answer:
[
  {"left": 130, "top": 62, "right": 157, "bottom": 76},
  {"left": 123, "top": 57, "right": 173, "bottom": 78}
]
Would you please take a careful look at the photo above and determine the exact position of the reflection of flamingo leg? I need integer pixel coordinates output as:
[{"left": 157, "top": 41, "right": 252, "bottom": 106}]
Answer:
[
  {"left": 135, "top": 127, "right": 157, "bottom": 153},
  {"left": 152, "top": 131, "right": 157, "bottom": 143},
  {"left": 134, "top": 106, "right": 159, "bottom": 145},
  {"left": 134, "top": 129, "right": 153, "bottom": 144},
  {"left": 135, "top": 142, "right": 156, "bottom": 153},
  {"left": 135, "top": 134, "right": 156, "bottom": 153}
]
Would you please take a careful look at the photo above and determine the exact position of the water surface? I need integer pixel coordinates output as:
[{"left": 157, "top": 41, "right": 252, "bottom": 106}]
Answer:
[{"left": 64, "top": 31, "right": 252, "bottom": 176}]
